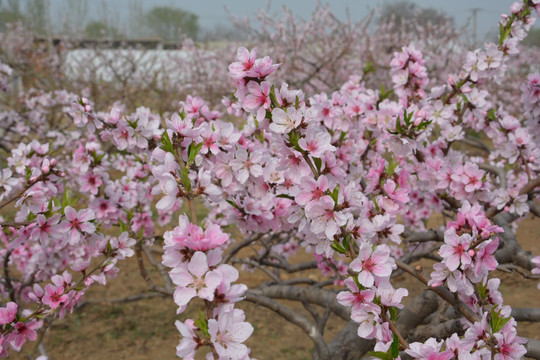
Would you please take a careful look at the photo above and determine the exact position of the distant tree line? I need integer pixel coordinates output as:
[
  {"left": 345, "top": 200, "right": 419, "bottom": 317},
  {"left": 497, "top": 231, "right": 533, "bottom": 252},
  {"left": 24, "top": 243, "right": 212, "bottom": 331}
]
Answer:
[{"left": 2, "top": 0, "right": 536, "bottom": 46}]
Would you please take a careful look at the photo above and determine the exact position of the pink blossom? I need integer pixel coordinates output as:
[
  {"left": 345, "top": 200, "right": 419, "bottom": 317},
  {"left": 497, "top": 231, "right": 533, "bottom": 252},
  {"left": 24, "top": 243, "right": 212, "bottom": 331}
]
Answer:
[
  {"left": 31, "top": 214, "right": 62, "bottom": 245},
  {"left": 270, "top": 107, "right": 302, "bottom": 134},
  {"left": 42, "top": 284, "right": 68, "bottom": 309},
  {"left": 175, "top": 319, "right": 200, "bottom": 359},
  {"left": 57, "top": 206, "right": 96, "bottom": 245},
  {"left": 9, "top": 320, "right": 40, "bottom": 351},
  {"left": 169, "top": 251, "right": 222, "bottom": 312},
  {"left": 243, "top": 81, "right": 270, "bottom": 121},
  {"left": 309, "top": 197, "right": 347, "bottom": 240},
  {"left": 0, "top": 302, "right": 17, "bottom": 325},
  {"left": 439, "top": 229, "right": 473, "bottom": 271},
  {"left": 298, "top": 127, "right": 335, "bottom": 158},
  {"left": 336, "top": 277, "right": 377, "bottom": 314},
  {"left": 295, "top": 175, "right": 331, "bottom": 209},
  {"left": 229, "top": 47, "right": 257, "bottom": 79},
  {"left": 208, "top": 308, "right": 253, "bottom": 359},
  {"left": 350, "top": 244, "right": 395, "bottom": 287}
]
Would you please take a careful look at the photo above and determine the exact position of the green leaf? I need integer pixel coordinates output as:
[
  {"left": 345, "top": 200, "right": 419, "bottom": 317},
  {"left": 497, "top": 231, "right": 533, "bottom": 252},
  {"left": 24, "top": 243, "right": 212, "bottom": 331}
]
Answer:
[
  {"left": 372, "top": 195, "right": 380, "bottom": 212},
  {"left": 490, "top": 307, "right": 511, "bottom": 333},
  {"left": 486, "top": 108, "right": 496, "bottom": 121},
  {"left": 342, "top": 235, "right": 349, "bottom": 252},
  {"left": 126, "top": 209, "right": 134, "bottom": 222},
  {"left": 288, "top": 130, "right": 301, "bottom": 150},
  {"left": 127, "top": 118, "right": 139, "bottom": 129},
  {"left": 269, "top": 84, "right": 280, "bottom": 108},
  {"left": 187, "top": 142, "right": 204, "bottom": 164},
  {"left": 226, "top": 199, "right": 241, "bottom": 211},
  {"left": 194, "top": 308, "right": 210, "bottom": 338},
  {"left": 295, "top": 96, "right": 300, "bottom": 110},
  {"left": 403, "top": 110, "right": 411, "bottom": 126},
  {"left": 415, "top": 120, "right": 433, "bottom": 131},
  {"left": 352, "top": 275, "right": 365, "bottom": 291},
  {"left": 330, "top": 240, "right": 347, "bottom": 254},
  {"left": 118, "top": 220, "right": 127, "bottom": 233},
  {"left": 368, "top": 351, "right": 393, "bottom": 360},
  {"left": 385, "top": 156, "right": 399, "bottom": 176},
  {"left": 477, "top": 282, "right": 487, "bottom": 300},
  {"left": 137, "top": 226, "right": 145, "bottom": 239},
  {"left": 313, "top": 157, "right": 322, "bottom": 173},
  {"left": 180, "top": 167, "right": 191, "bottom": 192},
  {"left": 62, "top": 189, "right": 71, "bottom": 210},
  {"left": 276, "top": 194, "right": 294, "bottom": 200},
  {"left": 395, "top": 116, "right": 402, "bottom": 133},
  {"left": 160, "top": 130, "right": 175, "bottom": 155},
  {"left": 330, "top": 184, "right": 340, "bottom": 204},
  {"left": 256, "top": 130, "right": 266, "bottom": 143},
  {"left": 363, "top": 61, "right": 375, "bottom": 75},
  {"left": 390, "top": 334, "right": 400, "bottom": 358},
  {"left": 106, "top": 240, "right": 112, "bottom": 254},
  {"left": 389, "top": 306, "right": 398, "bottom": 322}
]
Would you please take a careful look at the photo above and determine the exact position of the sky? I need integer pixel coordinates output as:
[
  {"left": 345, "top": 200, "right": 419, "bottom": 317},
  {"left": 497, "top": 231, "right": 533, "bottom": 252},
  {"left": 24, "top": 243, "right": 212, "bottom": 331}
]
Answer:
[{"left": 48, "top": 0, "right": 533, "bottom": 41}]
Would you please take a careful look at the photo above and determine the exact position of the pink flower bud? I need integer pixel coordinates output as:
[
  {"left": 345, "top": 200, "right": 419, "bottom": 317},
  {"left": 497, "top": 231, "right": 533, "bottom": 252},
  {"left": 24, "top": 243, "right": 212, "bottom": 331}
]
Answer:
[
  {"left": 468, "top": 249, "right": 475, "bottom": 257},
  {"left": 50, "top": 159, "right": 57, "bottom": 166}
]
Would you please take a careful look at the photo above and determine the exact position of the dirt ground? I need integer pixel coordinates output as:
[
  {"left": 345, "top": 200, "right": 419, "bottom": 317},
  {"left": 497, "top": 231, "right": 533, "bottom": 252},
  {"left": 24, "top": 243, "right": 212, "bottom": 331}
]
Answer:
[{"left": 12, "top": 215, "right": 540, "bottom": 360}]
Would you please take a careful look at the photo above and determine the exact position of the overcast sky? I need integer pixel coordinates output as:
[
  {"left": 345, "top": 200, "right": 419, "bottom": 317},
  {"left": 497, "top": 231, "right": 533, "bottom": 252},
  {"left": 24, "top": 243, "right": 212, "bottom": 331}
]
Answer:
[{"left": 49, "top": 0, "right": 533, "bottom": 40}]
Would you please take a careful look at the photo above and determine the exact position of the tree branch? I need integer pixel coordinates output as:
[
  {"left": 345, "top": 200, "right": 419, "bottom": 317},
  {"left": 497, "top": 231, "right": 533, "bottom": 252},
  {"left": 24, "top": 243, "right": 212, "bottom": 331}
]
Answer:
[
  {"left": 511, "top": 307, "right": 540, "bottom": 322},
  {"left": 250, "top": 284, "right": 349, "bottom": 320},
  {"left": 244, "top": 291, "right": 329, "bottom": 359}
]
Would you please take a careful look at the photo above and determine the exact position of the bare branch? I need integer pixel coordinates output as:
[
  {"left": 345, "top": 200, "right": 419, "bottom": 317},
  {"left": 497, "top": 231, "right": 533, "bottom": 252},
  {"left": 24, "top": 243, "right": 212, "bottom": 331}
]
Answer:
[
  {"left": 403, "top": 229, "right": 444, "bottom": 243},
  {"left": 396, "top": 290, "right": 438, "bottom": 337},
  {"left": 244, "top": 291, "right": 329, "bottom": 359},
  {"left": 497, "top": 264, "right": 540, "bottom": 280},
  {"left": 479, "top": 163, "right": 507, "bottom": 189},
  {"left": 526, "top": 339, "right": 540, "bottom": 360},
  {"left": 259, "top": 258, "right": 318, "bottom": 273},
  {"left": 250, "top": 285, "right": 349, "bottom": 320},
  {"left": 327, "top": 321, "right": 374, "bottom": 359},
  {"left": 77, "top": 293, "right": 163, "bottom": 309},
  {"left": 395, "top": 261, "right": 480, "bottom": 324},
  {"left": 135, "top": 241, "right": 172, "bottom": 296},
  {"left": 143, "top": 245, "right": 173, "bottom": 292},
  {"left": 221, "top": 233, "right": 264, "bottom": 264},
  {"left": 519, "top": 177, "right": 540, "bottom": 196},
  {"left": 408, "top": 319, "right": 462, "bottom": 343},
  {"left": 511, "top": 308, "right": 540, "bottom": 322}
]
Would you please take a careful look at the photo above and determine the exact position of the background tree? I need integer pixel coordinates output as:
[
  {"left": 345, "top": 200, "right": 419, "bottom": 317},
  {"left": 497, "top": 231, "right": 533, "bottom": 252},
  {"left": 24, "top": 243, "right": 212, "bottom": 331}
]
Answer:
[
  {"left": 84, "top": 20, "right": 123, "bottom": 39},
  {"left": 143, "top": 6, "right": 199, "bottom": 41},
  {"left": 379, "top": 1, "right": 455, "bottom": 32},
  {"left": 523, "top": 27, "right": 540, "bottom": 47},
  {"left": 0, "top": 0, "right": 23, "bottom": 32}
]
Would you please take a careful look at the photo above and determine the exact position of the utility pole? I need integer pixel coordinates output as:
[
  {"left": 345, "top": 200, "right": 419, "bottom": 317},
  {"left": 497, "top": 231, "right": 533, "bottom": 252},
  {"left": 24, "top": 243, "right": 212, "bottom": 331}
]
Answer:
[{"left": 470, "top": 8, "right": 481, "bottom": 46}]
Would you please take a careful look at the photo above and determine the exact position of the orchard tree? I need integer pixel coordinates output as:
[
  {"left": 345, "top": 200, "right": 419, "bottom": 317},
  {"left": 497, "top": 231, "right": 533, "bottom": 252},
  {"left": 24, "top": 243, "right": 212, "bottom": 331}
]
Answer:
[{"left": 0, "top": 1, "right": 540, "bottom": 360}]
